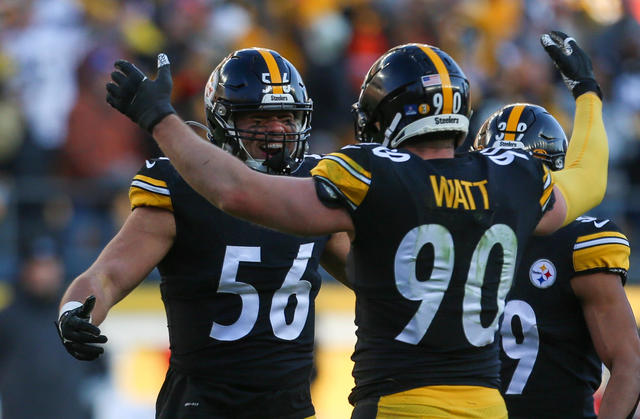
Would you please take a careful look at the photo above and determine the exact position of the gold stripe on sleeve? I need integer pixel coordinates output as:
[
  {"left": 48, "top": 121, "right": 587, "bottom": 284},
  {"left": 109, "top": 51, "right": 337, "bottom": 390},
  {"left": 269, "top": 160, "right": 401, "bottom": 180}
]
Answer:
[
  {"left": 325, "top": 153, "right": 372, "bottom": 181},
  {"left": 576, "top": 230, "right": 628, "bottom": 244},
  {"left": 133, "top": 174, "right": 168, "bottom": 188},
  {"left": 129, "top": 187, "right": 173, "bottom": 211},
  {"left": 573, "top": 243, "right": 630, "bottom": 272},
  {"left": 539, "top": 167, "right": 554, "bottom": 208},
  {"left": 311, "top": 155, "right": 371, "bottom": 207}
]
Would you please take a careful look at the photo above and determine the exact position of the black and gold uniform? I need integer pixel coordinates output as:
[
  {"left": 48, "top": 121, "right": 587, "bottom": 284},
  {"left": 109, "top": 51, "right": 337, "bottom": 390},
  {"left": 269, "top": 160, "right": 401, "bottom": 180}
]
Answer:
[
  {"left": 310, "top": 143, "right": 554, "bottom": 410},
  {"left": 499, "top": 216, "right": 630, "bottom": 418},
  {"left": 129, "top": 156, "right": 328, "bottom": 419}
]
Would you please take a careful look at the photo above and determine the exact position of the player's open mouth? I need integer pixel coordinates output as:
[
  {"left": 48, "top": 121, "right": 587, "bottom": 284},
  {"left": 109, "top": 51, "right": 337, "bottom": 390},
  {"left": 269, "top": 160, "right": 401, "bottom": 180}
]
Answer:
[{"left": 260, "top": 143, "right": 285, "bottom": 157}]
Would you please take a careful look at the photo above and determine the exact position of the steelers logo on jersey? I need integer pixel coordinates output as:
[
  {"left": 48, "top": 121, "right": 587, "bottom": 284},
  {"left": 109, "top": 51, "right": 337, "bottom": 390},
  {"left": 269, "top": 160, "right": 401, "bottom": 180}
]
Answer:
[{"left": 529, "top": 259, "right": 557, "bottom": 288}]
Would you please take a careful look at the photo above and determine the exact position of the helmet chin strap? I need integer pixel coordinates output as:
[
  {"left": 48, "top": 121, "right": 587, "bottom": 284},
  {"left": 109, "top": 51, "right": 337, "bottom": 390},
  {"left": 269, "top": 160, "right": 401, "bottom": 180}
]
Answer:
[
  {"left": 238, "top": 139, "right": 294, "bottom": 174},
  {"left": 185, "top": 120, "right": 212, "bottom": 139},
  {"left": 263, "top": 148, "right": 293, "bottom": 174},
  {"left": 382, "top": 112, "right": 403, "bottom": 147}
]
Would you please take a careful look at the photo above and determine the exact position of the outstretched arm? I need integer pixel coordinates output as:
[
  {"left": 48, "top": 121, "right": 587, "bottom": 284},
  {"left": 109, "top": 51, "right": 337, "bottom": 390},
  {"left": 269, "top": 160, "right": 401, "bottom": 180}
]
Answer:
[
  {"left": 535, "top": 32, "right": 608, "bottom": 234},
  {"left": 60, "top": 207, "right": 175, "bottom": 324},
  {"left": 105, "top": 56, "right": 353, "bottom": 237},
  {"left": 153, "top": 115, "right": 353, "bottom": 236},
  {"left": 552, "top": 92, "right": 607, "bottom": 226},
  {"left": 57, "top": 207, "right": 175, "bottom": 360}
]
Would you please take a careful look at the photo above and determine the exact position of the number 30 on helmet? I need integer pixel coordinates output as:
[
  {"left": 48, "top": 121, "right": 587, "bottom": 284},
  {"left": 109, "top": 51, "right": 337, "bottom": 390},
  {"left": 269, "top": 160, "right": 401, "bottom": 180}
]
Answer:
[
  {"left": 353, "top": 43, "right": 471, "bottom": 148},
  {"left": 472, "top": 103, "right": 568, "bottom": 170}
]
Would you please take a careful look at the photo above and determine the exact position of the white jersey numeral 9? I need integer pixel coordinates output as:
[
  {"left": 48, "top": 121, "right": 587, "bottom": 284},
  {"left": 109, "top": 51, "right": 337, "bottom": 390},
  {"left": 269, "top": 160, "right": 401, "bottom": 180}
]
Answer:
[
  {"left": 394, "top": 224, "right": 454, "bottom": 344},
  {"left": 500, "top": 299, "right": 540, "bottom": 394}
]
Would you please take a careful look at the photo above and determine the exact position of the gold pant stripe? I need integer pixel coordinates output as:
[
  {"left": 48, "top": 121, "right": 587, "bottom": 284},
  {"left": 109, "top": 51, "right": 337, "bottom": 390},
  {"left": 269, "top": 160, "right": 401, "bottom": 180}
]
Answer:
[{"left": 376, "top": 385, "right": 507, "bottom": 419}]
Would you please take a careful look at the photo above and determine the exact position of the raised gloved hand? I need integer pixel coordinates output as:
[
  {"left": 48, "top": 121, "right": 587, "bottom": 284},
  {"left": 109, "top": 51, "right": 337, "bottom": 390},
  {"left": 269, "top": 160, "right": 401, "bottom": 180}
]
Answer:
[
  {"left": 540, "top": 31, "right": 602, "bottom": 99},
  {"left": 55, "top": 295, "right": 107, "bottom": 361},
  {"left": 106, "top": 53, "right": 176, "bottom": 133}
]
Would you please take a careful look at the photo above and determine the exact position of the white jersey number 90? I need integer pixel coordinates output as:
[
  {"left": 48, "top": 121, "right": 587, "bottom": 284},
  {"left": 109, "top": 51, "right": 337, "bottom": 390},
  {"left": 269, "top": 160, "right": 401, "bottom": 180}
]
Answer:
[{"left": 394, "top": 223, "right": 517, "bottom": 347}]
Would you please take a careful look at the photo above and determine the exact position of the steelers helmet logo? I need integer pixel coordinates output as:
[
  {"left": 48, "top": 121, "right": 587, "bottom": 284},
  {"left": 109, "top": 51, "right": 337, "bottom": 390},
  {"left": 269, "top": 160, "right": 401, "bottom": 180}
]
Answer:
[{"left": 529, "top": 259, "right": 557, "bottom": 288}]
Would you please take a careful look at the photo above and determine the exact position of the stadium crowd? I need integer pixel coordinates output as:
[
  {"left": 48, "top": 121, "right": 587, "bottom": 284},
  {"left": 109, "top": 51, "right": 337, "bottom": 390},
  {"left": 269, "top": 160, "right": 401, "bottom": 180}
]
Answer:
[
  {"left": 1, "top": 0, "right": 639, "bottom": 418},
  {"left": 0, "top": 0, "right": 639, "bottom": 280}
]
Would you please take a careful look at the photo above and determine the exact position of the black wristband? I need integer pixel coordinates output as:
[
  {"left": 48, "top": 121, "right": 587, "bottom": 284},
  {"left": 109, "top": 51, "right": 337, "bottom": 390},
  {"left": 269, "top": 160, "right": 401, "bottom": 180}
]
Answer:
[{"left": 573, "top": 79, "right": 602, "bottom": 100}]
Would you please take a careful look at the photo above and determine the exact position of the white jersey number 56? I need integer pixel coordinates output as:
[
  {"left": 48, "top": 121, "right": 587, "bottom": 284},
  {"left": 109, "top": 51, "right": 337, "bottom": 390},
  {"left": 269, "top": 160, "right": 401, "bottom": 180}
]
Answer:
[{"left": 210, "top": 243, "right": 314, "bottom": 342}]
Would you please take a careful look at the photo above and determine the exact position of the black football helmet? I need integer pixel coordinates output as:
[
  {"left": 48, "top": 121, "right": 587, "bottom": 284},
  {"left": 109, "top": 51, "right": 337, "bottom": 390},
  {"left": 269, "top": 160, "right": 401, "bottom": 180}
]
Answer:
[
  {"left": 352, "top": 43, "right": 471, "bottom": 148},
  {"left": 472, "top": 103, "right": 568, "bottom": 170},
  {"left": 203, "top": 48, "right": 312, "bottom": 174}
]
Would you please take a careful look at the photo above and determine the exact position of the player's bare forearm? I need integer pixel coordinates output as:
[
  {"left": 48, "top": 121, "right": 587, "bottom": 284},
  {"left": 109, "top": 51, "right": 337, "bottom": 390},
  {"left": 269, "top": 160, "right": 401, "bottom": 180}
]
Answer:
[
  {"left": 573, "top": 272, "right": 640, "bottom": 418},
  {"left": 60, "top": 272, "right": 116, "bottom": 326},
  {"left": 598, "top": 365, "right": 640, "bottom": 419},
  {"left": 152, "top": 115, "right": 252, "bottom": 212},
  {"left": 60, "top": 208, "right": 176, "bottom": 325},
  {"left": 152, "top": 115, "right": 354, "bottom": 236}
]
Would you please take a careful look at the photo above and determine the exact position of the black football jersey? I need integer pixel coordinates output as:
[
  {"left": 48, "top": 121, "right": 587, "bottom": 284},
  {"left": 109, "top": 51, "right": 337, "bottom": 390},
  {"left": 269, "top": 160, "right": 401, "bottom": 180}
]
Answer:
[
  {"left": 128, "top": 156, "right": 329, "bottom": 389},
  {"left": 499, "top": 216, "right": 630, "bottom": 418},
  {"left": 310, "top": 144, "right": 554, "bottom": 404}
]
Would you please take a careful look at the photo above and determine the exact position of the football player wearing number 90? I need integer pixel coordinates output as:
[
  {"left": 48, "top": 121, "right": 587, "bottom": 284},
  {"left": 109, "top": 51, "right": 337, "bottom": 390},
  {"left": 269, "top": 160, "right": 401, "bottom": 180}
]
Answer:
[
  {"left": 56, "top": 48, "right": 350, "bottom": 419},
  {"left": 475, "top": 103, "right": 640, "bottom": 418},
  {"left": 104, "top": 32, "right": 608, "bottom": 418}
]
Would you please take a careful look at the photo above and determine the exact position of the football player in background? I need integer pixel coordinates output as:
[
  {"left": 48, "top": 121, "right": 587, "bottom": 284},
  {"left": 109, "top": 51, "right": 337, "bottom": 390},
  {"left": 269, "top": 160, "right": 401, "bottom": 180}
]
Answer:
[
  {"left": 474, "top": 103, "right": 640, "bottom": 418},
  {"left": 104, "top": 31, "right": 608, "bottom": 418},
  {"left": 56, "top": 48, "right": 350, "bottom": 419}
]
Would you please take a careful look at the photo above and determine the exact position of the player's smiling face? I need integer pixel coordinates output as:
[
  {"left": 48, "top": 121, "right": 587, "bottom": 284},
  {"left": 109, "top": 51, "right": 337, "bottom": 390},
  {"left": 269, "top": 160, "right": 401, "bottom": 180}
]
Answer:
[{"left": 234, "top": 111, "right": 299, "bottom": 161}]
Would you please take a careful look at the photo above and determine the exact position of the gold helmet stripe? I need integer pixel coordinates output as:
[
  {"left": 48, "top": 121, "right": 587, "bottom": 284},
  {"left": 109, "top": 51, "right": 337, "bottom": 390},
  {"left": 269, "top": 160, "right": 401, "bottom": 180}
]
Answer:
[
  {"left": 504, "top": 104, "right": 526, "bottom": 141},
  {"left": 256, "top": 48, "right": 283, "bottom": 94},
  {"left": 417, "top": 45, "right": 453, "bottom": 114}
]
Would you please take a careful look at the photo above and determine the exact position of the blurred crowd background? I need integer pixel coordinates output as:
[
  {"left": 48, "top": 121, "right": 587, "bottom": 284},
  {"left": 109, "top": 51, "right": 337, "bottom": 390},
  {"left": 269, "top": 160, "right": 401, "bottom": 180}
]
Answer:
[
  {"left": 0, "top": 0, "right": 639, "bottom": 281},
  {"left": 1, "top": 0, "right": 640, "bottom": 417}
]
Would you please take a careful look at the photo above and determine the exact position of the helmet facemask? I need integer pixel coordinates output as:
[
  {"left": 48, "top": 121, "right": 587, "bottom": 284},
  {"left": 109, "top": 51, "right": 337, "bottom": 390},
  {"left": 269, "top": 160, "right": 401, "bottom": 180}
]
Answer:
[
  {"left": 208, "top": 106, "right": 310, "bottom": 174},
  {"left": 202, "top": 48, "right": 313, "bottom": 175}
]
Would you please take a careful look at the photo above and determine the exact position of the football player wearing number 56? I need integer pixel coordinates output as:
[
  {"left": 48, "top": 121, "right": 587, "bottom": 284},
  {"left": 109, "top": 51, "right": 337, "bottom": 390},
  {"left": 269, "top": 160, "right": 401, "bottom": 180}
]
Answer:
[
  {"left": 56, "top": 48, "right": 350, "bottom": 419},
  {"left": 474, "top": 103, "right": 640, "bottom": 418},
  {"left": 104, "top": 31, "right": 608, "bottom": 418}
]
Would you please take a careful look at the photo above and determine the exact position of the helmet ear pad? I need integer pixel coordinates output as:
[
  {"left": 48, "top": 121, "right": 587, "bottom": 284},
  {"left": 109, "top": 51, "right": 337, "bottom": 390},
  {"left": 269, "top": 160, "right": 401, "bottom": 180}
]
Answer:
[{"left": 354, "top": 43, "right": 471, "bottom": 147}]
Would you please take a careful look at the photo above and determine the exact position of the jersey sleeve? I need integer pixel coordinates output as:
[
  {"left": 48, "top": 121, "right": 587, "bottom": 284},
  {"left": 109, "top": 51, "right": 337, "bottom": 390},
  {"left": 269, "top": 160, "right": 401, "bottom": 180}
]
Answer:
[
  {"left": 554, "top": 94, "right": 608, "bottom": 226},
  {"left": 310, "top": 145, "right": 373, "bottom": 211},
  {"left": 129, "top": 158, "right": 174, "bottom": 212},
  {"left": 540, "top": 164, "right": 555, "bottom": 212},
  {"left": 515, "top": 153, "right": 555, "bottom": 213},
  {"left": 571, "top": 217, "right": 630, "bottom": 281}
]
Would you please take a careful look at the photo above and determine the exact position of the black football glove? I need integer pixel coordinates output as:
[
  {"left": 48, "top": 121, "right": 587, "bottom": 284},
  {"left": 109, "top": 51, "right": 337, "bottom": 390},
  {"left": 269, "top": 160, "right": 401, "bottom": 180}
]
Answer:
[
  {"left": 106, "top": 53, "right": 176, "bottom": 133},
  {"left": 55, "top": 295, "right": 108, "bottom": 361},
  {"left": 540, "top": 31, "right": 602, "bottom": 99}
]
